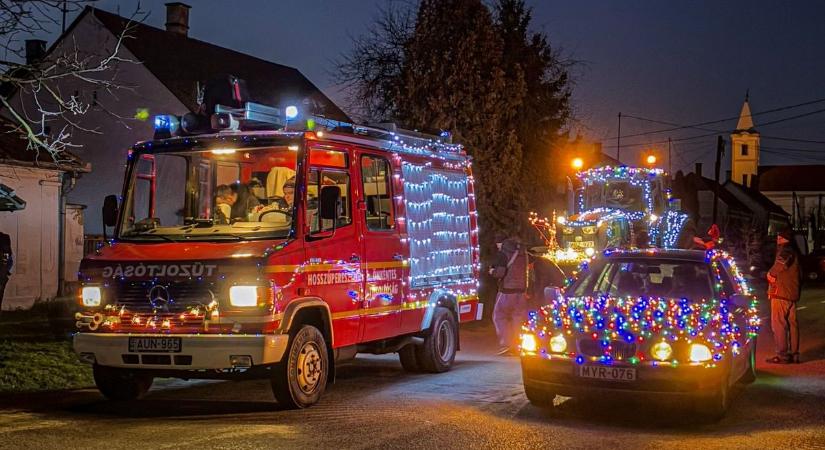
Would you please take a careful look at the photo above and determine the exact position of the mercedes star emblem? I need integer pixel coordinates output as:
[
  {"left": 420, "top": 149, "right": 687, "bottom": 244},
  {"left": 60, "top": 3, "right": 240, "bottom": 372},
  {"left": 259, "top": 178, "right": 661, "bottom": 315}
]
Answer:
[{"left": 148, "top": 284, "right": 172, "bottom": 311}]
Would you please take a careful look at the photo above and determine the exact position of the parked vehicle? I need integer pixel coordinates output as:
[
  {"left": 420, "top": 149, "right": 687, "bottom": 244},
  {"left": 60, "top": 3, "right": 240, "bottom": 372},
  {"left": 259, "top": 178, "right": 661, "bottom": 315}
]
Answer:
[
  {"left": 802, "top": 249, "right": 825, "bottom": 281},
  {"left": 73, "top": 82, "right": 481, "bottom": 408},
  {"left": 520, "top": 249, "right": 759, "bottom": 418}
]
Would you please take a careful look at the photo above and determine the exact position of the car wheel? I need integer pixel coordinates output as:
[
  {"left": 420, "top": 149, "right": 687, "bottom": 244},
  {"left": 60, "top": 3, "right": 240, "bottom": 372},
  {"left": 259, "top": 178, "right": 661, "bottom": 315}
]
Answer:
[
  {"left": 696, "top": 362, "right": 731, "bottom": 420},
  {"left": 807, "top": 271, "right": 819, "bottom": 281},
  {"left": 398, "top": 344, "right": 420, "bottom": 372},
  {"left": 415, "top": 307, "right": 457, "bottom": 373},
  {"left": 524, "top": 383, "right": 554, "bottom": 408},
  {"left": 739, "top": 341, "right": 757, "bottom": 384},
  {"left": 271, "top": 325, "right": 328, "bottom": 409},
  {"left": 93, "top": 364, "right": 153, "bottom": 401}
]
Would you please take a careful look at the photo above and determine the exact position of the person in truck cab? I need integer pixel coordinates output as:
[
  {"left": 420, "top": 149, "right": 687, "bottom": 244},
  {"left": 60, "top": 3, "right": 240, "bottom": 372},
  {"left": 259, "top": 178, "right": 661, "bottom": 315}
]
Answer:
[
  {"left": 215, "top": 184, "right": 234, "bottom": 224},
  {"left": 230, "top": 182, "right": 259, "bottom": 219}
]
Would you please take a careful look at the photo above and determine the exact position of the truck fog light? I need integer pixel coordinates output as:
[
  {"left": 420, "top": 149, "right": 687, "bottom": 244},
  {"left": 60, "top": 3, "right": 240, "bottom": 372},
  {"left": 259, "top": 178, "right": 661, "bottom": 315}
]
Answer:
[
  {"left": 81, "top": 287, "right": 101, "bottom": 307},
  {"left": 584, "top": 247, "right": 595, "bottom": 257},
  {"left": 78, "top": 352, "right": 96, "bottom": 364},
  {"left": 689, "top": 343, "right": 713, "bottom": 362},
  {"left": 230, "top": 355, "right": 252, "bottom": 368},
  {"left": 520, "top": 334, "right": 538, "bottom": 353},
  {"left": 651, "top": 341, "right": 673, "bottom": 361},
  {"left": 229, "top": 286, "right": 259, "bottom": 307},
  {"left": 549, "top": 334, "right": 567, "bottom": 353}
]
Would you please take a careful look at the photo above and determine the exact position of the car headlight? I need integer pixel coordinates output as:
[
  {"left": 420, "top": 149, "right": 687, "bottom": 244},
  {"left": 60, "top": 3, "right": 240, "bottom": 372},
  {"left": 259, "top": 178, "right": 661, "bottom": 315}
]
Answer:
[
  {"left": 584, "top": 247, "right": 596, "bottom": 257},
  {"left": 80, "top": 286, "right": 101, "bottom": 307},
  {"left": 651, "top": 341, "right": 672, "bottom": 361},
  {"left": 549, "top": 334, "right": 567, "bottom": 353},
  {"left": 521, "top": 334, "right": 538, "bottom": 353},
  {"left": 229, "top": 285, "right": 260, "bottom": 307},
  {"left": 689, "top": 343, "right": 713, "bottom": 362}
]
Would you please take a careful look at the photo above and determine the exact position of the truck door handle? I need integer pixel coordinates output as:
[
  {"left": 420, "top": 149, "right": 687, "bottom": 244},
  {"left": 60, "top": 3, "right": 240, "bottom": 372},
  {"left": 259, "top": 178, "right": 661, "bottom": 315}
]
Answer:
[
  {"left": 393, "top": 253, "right": 403, "bottom": 261},
  {"left": 350, "top": 254, "right": 360, "bottom": 262}
]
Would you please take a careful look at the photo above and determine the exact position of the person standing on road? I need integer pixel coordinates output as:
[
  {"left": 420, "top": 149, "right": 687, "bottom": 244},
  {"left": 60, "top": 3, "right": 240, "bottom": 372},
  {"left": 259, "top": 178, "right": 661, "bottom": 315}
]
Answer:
[
  {"left": 490, "top": 235, "right": 528, "bottom": 356},
  {"left": 0, "top": 231, "right": 12, "bottom": 313},
  {"left": 766, "top": 228, "right": 802, "bottom": 364}
]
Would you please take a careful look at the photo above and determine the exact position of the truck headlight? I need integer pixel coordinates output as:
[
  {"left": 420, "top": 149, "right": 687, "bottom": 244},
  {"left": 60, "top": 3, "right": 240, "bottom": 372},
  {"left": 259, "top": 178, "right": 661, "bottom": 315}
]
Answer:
[
  {"left": 689, "top": 343, "right": 713, "bottom": 362},
  {"left": 651, "top": 341, "right": 672, "bottom": 361},
  {"left": 81, "top": 287, "right": 101, "bottom": 307},
  {"left": 520, "top": 334, "right": 538, "bottom": 353},
  {"left": 549, "top": 334, "right": 567, "bottom": 353},
  {"left": 229, "top": 286, "right": 259, "bottom": 307},
  {"left": 584, "top": 247, "right": 596, "bottom": 257}
]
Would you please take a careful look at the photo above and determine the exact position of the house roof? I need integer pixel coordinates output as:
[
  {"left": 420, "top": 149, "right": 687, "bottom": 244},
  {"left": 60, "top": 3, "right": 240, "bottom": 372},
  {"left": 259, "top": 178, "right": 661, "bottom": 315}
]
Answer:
[
  {"left": 723, "top": 180, "right": 788, "bottom": 216},
  {"left": 685, "top": 172, "right": 750, "bottom": 212},
  {"left": 757, "top": 165, "right": 825, "bottom": 192},
  {"left": 85, "top": 7, "right": 349, "bottom": 122}
]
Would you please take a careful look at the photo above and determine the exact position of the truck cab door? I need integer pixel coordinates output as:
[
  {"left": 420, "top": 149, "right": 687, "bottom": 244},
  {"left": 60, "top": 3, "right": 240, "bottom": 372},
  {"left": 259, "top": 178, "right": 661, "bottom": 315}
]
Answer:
[{"left": 356, "top": 151, "right": 406, "bottom": 342}]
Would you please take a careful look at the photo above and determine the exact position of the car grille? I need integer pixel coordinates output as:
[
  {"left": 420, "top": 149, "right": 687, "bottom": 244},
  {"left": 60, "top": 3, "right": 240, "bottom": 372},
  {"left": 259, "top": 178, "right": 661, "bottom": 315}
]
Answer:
[
  {"left": 111, "top": 282, "right": 217, "bottom": 313},
  {"left": 578, "top": 339, "right": 637, "bottom": 360}
]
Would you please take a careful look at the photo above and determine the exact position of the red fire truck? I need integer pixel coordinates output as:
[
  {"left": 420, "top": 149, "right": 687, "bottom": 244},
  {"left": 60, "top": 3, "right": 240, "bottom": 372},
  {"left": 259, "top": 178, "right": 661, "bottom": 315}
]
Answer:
[{"left": 73, "top": 82, "right": 481, "bottom": 408}]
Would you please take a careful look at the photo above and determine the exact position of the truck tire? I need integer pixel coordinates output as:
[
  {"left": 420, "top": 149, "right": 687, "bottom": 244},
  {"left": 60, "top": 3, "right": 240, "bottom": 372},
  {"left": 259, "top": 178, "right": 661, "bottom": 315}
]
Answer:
[
  {"left": 524, "top": 383, "right": 554, "bottom": 408},
  {"left": 271, "top": 325, "right": 328, "bottom": 409},
  {"left": 93, "top": 364, "right": 153, "bottom": 401},
  {"left": 398, "top": 344, "right": 420, "bottom": 373},
  {"left": 415, "top": 307, "right": 457, "bottom": 373}
]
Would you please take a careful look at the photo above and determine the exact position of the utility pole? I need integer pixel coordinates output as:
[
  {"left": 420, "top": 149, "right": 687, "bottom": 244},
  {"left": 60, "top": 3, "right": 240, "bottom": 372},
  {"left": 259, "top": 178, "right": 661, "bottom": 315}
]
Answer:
[
  {"left": 62, "top": 0, "right": 68, "bottom": 32},
  {"left": 616, "top": 112, "right": 622, "bottom": 163},
  {"left": 668, "top": 137, "right": 672, "bottom": 174},
  {"left": 712, "top": 136, "right": 725, "bottom": 225}
]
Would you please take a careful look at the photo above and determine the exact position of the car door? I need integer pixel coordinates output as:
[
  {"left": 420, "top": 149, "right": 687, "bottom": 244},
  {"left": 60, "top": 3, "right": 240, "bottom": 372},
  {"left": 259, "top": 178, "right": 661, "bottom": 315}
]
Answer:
[
  {"left": 302, "top": 145, "right": 362, "bottom": 347},
  {"left": 356, "top": 151, "right": 407, "bottom": 342}
]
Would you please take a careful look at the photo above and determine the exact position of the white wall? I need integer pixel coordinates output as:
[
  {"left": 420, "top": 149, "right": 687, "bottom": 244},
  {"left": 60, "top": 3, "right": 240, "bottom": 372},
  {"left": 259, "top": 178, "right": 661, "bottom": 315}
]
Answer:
[
  {"left": 7, "top": 13, "right": 189, "bottom": 234},
  {"left": 0, "top": 165, "right": 62, "bottom": 309}
]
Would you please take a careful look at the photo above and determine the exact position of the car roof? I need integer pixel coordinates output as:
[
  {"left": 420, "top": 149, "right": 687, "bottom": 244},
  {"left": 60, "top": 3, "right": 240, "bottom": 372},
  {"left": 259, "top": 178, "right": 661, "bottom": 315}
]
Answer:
[{"left": 601, "top": 248, "right": 709, "bottom": 263}]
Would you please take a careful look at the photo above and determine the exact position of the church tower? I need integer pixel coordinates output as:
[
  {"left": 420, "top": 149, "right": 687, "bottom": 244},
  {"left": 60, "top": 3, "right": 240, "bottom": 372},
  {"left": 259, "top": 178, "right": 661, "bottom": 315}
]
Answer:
[{"left": 730, "top": 92, "right": 760, "bottom": 186}]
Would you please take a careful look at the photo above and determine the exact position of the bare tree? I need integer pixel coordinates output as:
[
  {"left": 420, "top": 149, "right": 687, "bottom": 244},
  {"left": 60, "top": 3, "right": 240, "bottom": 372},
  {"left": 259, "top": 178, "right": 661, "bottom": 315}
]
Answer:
[{"left": 0, "top": 1, "right": 144, "bottom": 163}]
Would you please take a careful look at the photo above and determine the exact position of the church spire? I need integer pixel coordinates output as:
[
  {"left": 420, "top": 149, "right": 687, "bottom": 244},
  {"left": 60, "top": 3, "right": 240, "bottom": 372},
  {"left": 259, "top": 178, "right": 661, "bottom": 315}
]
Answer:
[{"left": 735, "top": 92, "right": 756, "bottom": 132}]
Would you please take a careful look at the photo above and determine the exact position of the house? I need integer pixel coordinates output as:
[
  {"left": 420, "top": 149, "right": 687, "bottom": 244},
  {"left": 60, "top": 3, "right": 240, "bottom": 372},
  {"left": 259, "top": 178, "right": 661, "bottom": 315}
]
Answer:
[
  {"left": 6, "top": 3, "right": 349, "bottom": 236},
  {"left": 724, "top": 178, "right": 790, "bottom": 236},
  {"left": 671, "top": 164, "right": 753, "bottom": 235},
  {"left": 0, "top": 123, "right": 89, "bottom": 310}
]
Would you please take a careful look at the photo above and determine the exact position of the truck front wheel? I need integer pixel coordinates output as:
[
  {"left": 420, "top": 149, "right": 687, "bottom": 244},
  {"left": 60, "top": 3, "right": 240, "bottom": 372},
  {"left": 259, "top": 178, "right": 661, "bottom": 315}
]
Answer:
[
  {"left": 415, "top": 307, "right": 457, "bottom": 373},
  {"left": 271, "top": 325, "right": 328, "bottom": 409},
  {"left": 93, "top": 364, "right": 153, "bottom": 401}
]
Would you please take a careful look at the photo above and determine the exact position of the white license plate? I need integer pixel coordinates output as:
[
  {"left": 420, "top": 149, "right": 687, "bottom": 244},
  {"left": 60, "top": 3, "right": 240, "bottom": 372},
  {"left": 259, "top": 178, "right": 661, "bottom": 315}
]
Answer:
[
  {"left": 128, "top": 337, "right": 182, "bottom": 353},
  {"left": 578, "top": 365, "right": 636, "bottom": 382}
]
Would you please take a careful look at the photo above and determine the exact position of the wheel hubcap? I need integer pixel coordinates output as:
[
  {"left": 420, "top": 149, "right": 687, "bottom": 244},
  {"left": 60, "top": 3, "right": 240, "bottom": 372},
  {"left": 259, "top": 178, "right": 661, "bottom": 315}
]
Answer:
[
  {"left": 296, "top": 342, "right": 323, "bottom": 394},
  {"left": 436, "top": 321, "right": 455, "bottom": 362}
]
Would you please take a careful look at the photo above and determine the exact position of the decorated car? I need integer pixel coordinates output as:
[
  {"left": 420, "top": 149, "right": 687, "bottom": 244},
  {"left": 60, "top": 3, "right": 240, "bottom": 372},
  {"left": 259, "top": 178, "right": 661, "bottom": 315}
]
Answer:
[{"left": 519, "top": 249, "right": 759, "bottom": 418}]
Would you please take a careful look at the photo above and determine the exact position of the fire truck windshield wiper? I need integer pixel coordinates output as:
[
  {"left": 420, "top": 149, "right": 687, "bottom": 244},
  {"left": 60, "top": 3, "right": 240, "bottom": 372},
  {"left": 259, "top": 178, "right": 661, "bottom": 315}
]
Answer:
[{"left": 128, "top": 233, "right": 178, "bottom": 243}]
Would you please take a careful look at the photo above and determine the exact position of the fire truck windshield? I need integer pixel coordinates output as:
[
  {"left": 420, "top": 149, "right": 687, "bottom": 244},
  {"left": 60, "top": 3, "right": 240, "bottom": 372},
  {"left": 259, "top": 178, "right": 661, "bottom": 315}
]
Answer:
[
  {"left": 119, "top": 145, "right": 299, "bottom": 241},
  {"left": 583, "top": 181, "right": 644, "bottom": 211}
]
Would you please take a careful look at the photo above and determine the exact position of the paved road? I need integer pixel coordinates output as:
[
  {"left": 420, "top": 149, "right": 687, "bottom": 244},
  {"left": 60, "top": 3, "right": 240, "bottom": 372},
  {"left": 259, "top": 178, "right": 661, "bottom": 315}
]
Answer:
[{"left": 2, "top": 288, "right": 825, "bottom": 449}]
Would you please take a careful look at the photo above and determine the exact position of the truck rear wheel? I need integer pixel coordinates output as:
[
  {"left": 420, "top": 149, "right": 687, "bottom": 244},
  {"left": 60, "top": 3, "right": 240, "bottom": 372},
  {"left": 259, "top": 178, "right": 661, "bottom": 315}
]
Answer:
[
  {"left": 93, "top": 364, "right": 153, "bottom": 401},
  {"left": 271, "top": 325, "right": 328, "bottom": 409},
  {"left": 415, "top": 307, "right": 457, "bottom": 373}
]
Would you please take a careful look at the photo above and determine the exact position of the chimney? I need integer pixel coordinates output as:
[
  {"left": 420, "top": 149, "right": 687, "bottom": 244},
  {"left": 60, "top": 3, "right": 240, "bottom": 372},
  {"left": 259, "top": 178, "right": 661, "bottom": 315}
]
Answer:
[
  {"left": 165, "top": 2, "right": 191, "bottom": 36},
  {"left": 695, "top": 163, "right": 703, "bottom": 177},
  {"left": 25, "top": 39, "right": 46, "bottom": 64}
]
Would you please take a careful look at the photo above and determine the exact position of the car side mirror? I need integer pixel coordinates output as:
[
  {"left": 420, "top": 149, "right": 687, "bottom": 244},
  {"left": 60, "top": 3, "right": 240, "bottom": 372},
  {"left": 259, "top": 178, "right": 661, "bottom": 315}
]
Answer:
[
  {"left": 102, "top": 195, "right": 119, "bottom": 227},
  {"left": 543, "top": 286, "right": 562, "bottom": 303},
  {"left": 729, "top": 293, "right": 752, "bottom": 308}
]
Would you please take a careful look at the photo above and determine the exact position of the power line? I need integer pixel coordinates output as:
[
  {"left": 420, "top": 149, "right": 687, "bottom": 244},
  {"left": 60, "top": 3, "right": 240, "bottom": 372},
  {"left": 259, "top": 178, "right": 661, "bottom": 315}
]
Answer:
[
  {"left": 621, "top": 114, "right": 726, "bottom": 134},
  {"left": 762, "top": 135, "right": 825, "bottom": 144},
  {"left": 602, "top": 96, "right": 825, "bottom": 141}
]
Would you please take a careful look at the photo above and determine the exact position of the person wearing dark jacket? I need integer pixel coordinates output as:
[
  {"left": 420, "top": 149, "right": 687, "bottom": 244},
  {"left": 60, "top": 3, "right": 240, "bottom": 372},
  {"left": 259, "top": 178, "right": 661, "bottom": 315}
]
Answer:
[
  {"left": 490, "top": 236, "right": 528, "bottom": 355},
  {"left": 766, "top": 228, "right": 802, "bottom": 364}
]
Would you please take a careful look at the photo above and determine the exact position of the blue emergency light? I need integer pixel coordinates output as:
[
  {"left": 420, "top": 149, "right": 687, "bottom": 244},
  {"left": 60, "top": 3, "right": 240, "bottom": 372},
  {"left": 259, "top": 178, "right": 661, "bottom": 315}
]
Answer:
[{"left": 153, "top": 114, "right": 180, "bottom": 138}]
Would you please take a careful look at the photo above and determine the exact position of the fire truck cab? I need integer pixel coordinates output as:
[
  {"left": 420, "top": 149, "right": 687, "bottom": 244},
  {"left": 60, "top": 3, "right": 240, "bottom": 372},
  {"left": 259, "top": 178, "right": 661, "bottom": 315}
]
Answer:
[{"left": 73, "top": 94, "right": 481, "bottom": 408}]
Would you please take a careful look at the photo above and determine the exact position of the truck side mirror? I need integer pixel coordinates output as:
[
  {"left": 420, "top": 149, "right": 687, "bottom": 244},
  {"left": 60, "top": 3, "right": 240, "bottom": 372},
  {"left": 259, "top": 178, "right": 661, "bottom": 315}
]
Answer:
[
  {"left": 102, "top": 195, "right": 119, "bottom": 227},
  {"left": 319, "top": 186, "right": 341, "bottom": 222}
]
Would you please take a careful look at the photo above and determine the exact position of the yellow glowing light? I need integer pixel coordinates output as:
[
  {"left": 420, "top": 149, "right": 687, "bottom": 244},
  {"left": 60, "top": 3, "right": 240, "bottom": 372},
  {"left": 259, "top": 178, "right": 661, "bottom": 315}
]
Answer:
[
  {"left": 689, "top": 343, "right": 713, "bottom": 362},
  {"left": 646, "top": 154, "right": 657, "bottom": 165},
  {"left": 288, "top": 145, "right": 299, "bottom": 151},
  {"left": 651, "top": 341, "right": 673, "bottom": 361},
  {"left": 648, "top": 214, "right": 659, "bottom": 223},
  {"left": 211, "top": 148, "right": 237, "bottom": 155},
  {"left": 584, "top": 247, "right": 596, "bottom": 257},
  {"left": 557, "top": 216, "right": 567, "bottom": 225},
  {"left": 571, "top": 157, "right": 584, "bottom": 170},
  {"left": 549, "top": 334, "right": 567, "bottom": 353},
  {"left": 521, "top": 334, "right": 538, "bottom": 353}
]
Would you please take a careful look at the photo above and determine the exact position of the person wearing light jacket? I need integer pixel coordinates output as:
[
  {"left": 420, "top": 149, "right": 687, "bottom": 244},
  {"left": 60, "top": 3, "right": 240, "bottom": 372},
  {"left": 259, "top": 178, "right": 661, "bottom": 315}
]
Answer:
[
  {"left": 490, "top": 236, "right": 528, "bottom": 356},
  {"left": 766, "top": 228, "right": 802, "bottom": 364}
]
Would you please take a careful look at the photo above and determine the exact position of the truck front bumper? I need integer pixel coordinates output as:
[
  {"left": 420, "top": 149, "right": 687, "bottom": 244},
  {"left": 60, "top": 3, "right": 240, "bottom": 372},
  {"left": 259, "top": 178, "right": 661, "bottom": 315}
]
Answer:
[{"left": 74, "top": 333, "right": 289, "bottom": 370}]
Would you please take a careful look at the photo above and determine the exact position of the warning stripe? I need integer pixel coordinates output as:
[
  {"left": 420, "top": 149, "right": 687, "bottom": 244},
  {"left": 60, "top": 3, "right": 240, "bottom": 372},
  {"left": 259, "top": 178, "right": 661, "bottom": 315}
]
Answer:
[{"left": 264, "top": 260, "right": 406, "bottom": 274}]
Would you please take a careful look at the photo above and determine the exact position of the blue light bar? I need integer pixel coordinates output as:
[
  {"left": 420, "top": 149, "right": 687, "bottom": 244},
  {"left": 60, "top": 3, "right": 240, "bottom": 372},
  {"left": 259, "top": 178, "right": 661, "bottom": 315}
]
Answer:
[{"left": 153, "top": 115, "right": 180, "bottom": 135}]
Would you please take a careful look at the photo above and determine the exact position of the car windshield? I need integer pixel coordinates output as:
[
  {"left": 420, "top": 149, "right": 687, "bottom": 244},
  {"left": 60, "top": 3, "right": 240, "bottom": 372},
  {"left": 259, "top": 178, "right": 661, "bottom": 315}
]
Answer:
[
  {"left": 570, "top": 258, "right": 714, "bottom": 300},
  {"left": 583, "top": 180, "right": 644, "bottom": 211},
  {"left": 119, "top": 145, "right": 299, "bottom": 241}
]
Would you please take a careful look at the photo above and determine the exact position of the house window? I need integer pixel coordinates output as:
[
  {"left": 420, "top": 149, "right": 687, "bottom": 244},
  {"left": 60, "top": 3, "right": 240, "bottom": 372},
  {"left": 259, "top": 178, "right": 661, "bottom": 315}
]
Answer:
[{"left": 741, "top": 144, "right": 749, "bottom": 156}]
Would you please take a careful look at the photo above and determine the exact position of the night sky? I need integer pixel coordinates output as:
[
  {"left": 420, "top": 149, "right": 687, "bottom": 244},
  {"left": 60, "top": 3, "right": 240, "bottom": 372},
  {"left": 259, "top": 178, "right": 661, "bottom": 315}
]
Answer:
[{"left": 42, "top": 0, "right": 825, "bottom": 173}]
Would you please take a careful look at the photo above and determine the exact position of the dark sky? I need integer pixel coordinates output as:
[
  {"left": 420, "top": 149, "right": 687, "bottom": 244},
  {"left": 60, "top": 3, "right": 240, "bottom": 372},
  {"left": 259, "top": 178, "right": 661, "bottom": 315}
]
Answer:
[{"left": 47, "top": 0, "right": 825, "bottom": 173}]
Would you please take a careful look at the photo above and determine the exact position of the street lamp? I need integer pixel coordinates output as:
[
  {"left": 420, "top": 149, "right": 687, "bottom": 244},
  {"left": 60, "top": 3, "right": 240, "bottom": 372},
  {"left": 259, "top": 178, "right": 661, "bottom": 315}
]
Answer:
[
  {"left": 645, "top": 154, "right": 657, "bottom": 166},
  {"left": 571, "top": 157, "right": 584, "bottom": 170}
]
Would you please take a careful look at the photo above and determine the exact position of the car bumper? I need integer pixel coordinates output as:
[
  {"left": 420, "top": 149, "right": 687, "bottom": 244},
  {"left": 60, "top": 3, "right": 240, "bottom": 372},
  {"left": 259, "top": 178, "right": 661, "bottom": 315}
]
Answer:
[
  {"left": 74, "top": 333, "right": 289, "bottom": 370},
  {"left": 521, "top": 355, "right": 725, "bottom": 400}
]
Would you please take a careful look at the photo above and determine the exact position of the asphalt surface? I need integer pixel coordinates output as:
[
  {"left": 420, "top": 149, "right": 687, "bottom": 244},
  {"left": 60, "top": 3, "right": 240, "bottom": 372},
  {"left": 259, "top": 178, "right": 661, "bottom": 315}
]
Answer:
[{"left": 2, "top": 287, "right": 825, "bottom": 449}]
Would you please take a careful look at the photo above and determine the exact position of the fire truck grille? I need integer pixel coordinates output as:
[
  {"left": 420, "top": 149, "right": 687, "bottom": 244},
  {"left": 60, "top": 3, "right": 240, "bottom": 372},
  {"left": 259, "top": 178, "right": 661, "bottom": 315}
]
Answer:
[
  {"left": 577, "top": 339, "right": 637, "bottom": 360},
  {"left": 111, "top": 282, "right": 217, "bottom": 313}
]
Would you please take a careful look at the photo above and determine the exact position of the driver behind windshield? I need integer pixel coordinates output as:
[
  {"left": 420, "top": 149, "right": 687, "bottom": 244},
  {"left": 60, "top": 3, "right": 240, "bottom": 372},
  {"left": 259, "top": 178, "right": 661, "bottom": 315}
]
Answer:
[
  {"left": 215, "top": 184, "right": 235, "bottom": 224},
  {"left": 215, "top": 182, "right": 260, "bottom": 223}
]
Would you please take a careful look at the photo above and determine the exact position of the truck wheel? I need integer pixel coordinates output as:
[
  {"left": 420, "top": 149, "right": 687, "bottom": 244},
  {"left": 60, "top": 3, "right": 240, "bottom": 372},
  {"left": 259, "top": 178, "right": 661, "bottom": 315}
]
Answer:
[
  {"left": 415, "top": 307, "right": 457, "bottom": 373},
  {"left": 398, "top": 344, "right": 420, "bottom": 373},
  {"left": 93, "top": 364, "right": 153, "bottom": 401},
  {"left": 271, "top": 325, "right": 328, "bottom": 409},
  {"left": 524, "top": 383, "right": 554, "bottom": 408}
]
